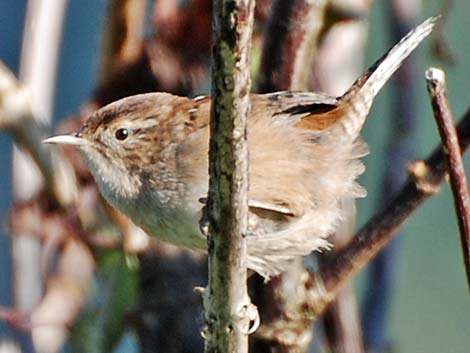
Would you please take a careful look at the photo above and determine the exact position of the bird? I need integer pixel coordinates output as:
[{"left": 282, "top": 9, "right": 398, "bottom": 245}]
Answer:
[{"left": 44, "top": 17, "right": 436, "bottom": 279}]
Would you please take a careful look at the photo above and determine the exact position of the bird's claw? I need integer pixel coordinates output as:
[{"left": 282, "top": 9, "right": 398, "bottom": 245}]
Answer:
[
  {"left": 239, "top": 301, "right": 260, "bottom": 335},
  {"left": 199, "top": 205, "right": 210, "bottom": 237}
]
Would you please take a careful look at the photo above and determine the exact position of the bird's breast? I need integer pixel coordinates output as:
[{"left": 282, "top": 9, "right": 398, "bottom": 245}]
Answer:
[{"left": 118, "top": 187, "right": 207, "bottom": 251}]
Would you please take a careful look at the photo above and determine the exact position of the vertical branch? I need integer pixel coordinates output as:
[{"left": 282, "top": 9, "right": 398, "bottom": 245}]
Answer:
[
  {"left": 99, "top": 0, "right": 145, "bottom": 85},
  {"left": 312, "top": 1, "right": 370, "bottom": 95},
  {"left": 18, "top": 0, "right": 67, "bottom": 123},
  {"left": 204, "top": 1, "right": 255, "bottom": 353},
  {"left": 11, "top": 1, "right": 68, "bottom": 351},
  {"left": 14, "top": 0, "right": 68, "bottom": 204},
  {"left": 257, "top": 0, "right": 327, "bottom": 92},
  {"left": 426, "top": 67, "right": 470, "bottom": 292},
  {"left": 1, "top": 1, "right": 89, "bottom": 352}
]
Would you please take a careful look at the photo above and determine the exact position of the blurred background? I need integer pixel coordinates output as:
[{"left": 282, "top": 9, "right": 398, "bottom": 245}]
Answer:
[{"left": 0, "top": 0, "right": 469, "bottom": 353}]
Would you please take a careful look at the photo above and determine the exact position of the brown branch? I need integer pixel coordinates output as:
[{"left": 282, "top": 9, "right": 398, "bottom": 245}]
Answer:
[
  {"left": 99, "top": 0, "right": 146, "bottom": 86},
  {"left": 321, "top": 209, "right": 365, "bottom": 353},
  {"left": 307, "top": 100, "right": 470, "bottom": 314},
  {"left": 203, "top": 1, "right": 255, "bottom": 353},
  {"left": 426, "top": 67, "right": 470, "bottom": 293},
  {"left": 256, "top": 0, "right": 327, "bottom": 92},
  {"left": 322, "top": 290, "right": 364, "bottom": 353}
]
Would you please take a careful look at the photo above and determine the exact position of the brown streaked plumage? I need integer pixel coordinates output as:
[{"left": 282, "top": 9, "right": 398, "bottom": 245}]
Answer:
[{"left": 44, "top": 18, "right": 436, "bottom": 278}]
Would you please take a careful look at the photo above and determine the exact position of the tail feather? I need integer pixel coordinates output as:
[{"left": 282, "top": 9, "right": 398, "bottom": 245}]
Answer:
[{"left": 337, "top": 16, "right": 438, "bottom": 136}]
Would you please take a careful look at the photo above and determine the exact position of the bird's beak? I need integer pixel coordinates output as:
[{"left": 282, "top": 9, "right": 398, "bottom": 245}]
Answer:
[{"left": 42, "top": 132, "right": 85, "bottom": 146}]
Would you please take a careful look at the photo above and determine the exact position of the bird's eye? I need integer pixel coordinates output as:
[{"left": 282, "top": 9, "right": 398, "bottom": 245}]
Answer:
[{"left": 115, "top": 128, "right": 129, "bottom": 141}]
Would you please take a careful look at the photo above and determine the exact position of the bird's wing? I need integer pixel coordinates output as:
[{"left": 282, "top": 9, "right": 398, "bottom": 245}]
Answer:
[
  {"left": 252, "top": 91, "right": 344, "bottom": 131},
  {"left": 179, "top": 92, "right": 346, "bottom": 219}
]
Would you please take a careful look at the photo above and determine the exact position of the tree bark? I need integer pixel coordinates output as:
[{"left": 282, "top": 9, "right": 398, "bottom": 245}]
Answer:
[{"left": 204, "top": 1, "right": 255, "bottom": 353}]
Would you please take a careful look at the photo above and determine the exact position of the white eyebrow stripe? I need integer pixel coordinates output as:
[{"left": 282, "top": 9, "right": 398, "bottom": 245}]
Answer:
[{"left": 131, "top": 118, "right": 159, "bottom": 130}]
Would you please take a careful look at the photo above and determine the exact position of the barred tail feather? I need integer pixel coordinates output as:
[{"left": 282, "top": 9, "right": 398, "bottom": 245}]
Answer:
[{"left": 338, "top": 16, "right": 438, "bottom": 136}]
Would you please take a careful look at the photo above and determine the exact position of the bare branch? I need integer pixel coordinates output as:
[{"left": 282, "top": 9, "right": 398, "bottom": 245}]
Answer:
[
  {"left": 11, "top": 0, "right": 67, "bottom": 326},
  {"left": 100, "top": 0, "right": 146, "bottom": 85},
  {"left": 5, "top": 2, "right": 75, "bottom": 352},
  {"left": 426, "top": 67, "right": 470, "bottom": 293},
  {"left": 204, "top": 1, "right": 255, "bottom": 353},
  {"left": 18, "top": 0, "right": 67, "bottom": 122},
  {"left": 256, "top": 0, "right": 327, "bottom": 92},
  {"left": 0, "top": 61, "right": 77, "bottom": 208},
  {"left": 12, "top": 0, "right": 70, "bottom": 202},
  {"left": 322, "top": 286, "right": 364, "bottom": 353}
]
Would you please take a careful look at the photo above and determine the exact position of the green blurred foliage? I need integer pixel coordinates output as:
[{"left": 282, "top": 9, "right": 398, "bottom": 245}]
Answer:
[{"left": 70, "top": 250, "right": 138, "bottom": 353}]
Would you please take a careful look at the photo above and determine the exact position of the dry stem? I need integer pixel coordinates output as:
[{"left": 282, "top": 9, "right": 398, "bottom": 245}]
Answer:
[
  {"left": 100, "top": 0, "right": 146, "bottom": 85},
  {"left": 426, "top": 67, "right": 470, "bottom": 293},
  {"left": 256, "top": 0, "right": 327, "bottom": 92}
]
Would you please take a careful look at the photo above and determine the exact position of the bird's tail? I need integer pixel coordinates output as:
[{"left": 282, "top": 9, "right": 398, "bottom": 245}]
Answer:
[{"left": 336, "top": 16, "right": 438, "bottom": 137}]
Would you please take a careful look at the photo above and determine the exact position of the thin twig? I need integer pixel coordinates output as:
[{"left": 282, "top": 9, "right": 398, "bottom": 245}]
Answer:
[
  {"left": 204, "top": 1, "right": 255, "bottom": 353},
  {"left": 426, "top": 67, "right": 470, "bottom": 293},
  {"left": 307, "top": 103, "right": 470, "bottom": 314},
  {"left": 321, "top": 284, "right": 364, "bottom": 353}
]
